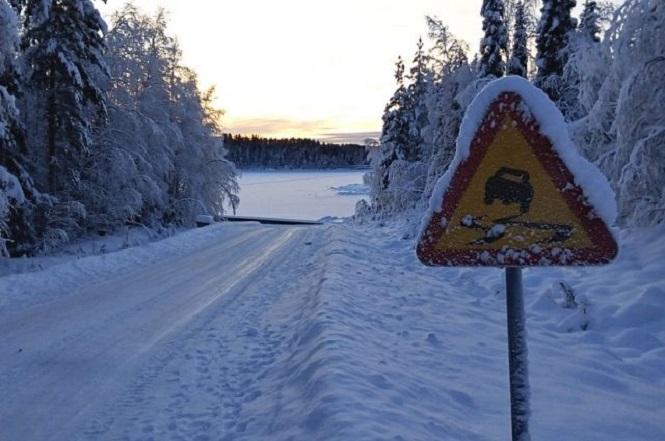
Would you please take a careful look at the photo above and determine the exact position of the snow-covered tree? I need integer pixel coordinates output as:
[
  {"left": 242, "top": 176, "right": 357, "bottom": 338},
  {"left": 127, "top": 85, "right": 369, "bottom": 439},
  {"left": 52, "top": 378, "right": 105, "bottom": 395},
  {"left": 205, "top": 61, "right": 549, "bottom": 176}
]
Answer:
[
  {"left": 0, "top": 2, "right": 241, "bottom": 252},
  {"left": 576, "top": 0, "right": 665, "bottom": 226},
  {"left": 368, "top": 36, "right": 435, "bottom": 217},
  {"left": 0, "top": 0, "right": 22, "bottom": 171},
  {"left": 559, "top": 0, "right": 613, "bottom": 121},
  {"left": 534, "top": 0, "right": 578, "bottom": 102},
  {"left": 0, "top": 0, "right": 23, "bottom": 255},
  {"left": 368, "top": 57, "right": 408, "bottom": 213},
  {"left": 425, "top": 16, "right": 469, "bottom": 81},
  {"left": 420, "top": 17, "right": 473, "bottom": 208},
  {"left": 0, "top": 166, "right": 24, "bottom": 256},
  {"left": 479, "top": 0, "right": 509, "bottom": 78},
  {"left": 0, "top": 0, "right": 20, "bottom": 98},
  {"left": 0, "top": 0, "right": 42, "bottom": 256},
  {"left": 405, "top": 37, "right": 430, "bottom": 161},
  {"left": 507, "top": 1, "right": 529, "bottom": 77},
  {"left": 19, "top": 0, "right": 108, "bottom": 198},
  {"left": 87, "top": 5, "right": 238, "bottom": 231},
  {"left": 89, "top": 6, "right": 185, "bottom": 230},
  {"left": 164, "top": 56, "right": 239, "bottom": 221},
  {"left": 579, "top": 0, "right": 602, "bottom": 43}
]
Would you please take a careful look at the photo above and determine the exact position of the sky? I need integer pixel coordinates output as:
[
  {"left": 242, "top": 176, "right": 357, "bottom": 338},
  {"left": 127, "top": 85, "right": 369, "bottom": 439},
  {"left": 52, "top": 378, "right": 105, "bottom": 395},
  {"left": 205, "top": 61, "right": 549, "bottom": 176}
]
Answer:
[
  {"left": 95, "top": 1, "right": 608, "bottom": 144},
  {"left": 96, "top": 1, "right": 484, "bottom": 144}
]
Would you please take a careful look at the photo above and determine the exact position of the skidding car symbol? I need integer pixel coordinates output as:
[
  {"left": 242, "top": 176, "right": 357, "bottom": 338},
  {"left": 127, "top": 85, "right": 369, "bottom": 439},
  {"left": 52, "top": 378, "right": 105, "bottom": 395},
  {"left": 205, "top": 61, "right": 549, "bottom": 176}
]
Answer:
[{"left": 484, "top": 167, "right": 534, "bottom": 214}]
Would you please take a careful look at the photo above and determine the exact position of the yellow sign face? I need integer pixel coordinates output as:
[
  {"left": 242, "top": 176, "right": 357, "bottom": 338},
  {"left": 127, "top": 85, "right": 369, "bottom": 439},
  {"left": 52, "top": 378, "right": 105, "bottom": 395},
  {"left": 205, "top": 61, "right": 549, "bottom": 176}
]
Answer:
[
  {"left": 434, "top": 116, "right": 592, "bottom": 251},
  {"left": 417, "top": 88, "right": 617, "bottom": 267}
]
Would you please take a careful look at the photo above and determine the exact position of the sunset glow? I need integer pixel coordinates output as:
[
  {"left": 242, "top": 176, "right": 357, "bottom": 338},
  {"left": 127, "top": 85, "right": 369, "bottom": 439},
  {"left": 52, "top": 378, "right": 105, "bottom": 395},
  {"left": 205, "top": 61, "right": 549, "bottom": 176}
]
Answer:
[{"left": 97, "top": 1, "right": 485, "bottom": 143}]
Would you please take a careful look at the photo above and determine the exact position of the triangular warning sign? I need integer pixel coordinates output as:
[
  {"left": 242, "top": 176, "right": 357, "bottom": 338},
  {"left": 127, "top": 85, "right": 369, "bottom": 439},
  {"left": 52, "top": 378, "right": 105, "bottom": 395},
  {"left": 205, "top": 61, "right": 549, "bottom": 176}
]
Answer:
[{"left": 417, "top": 79, "right": 618, "bottom": 267}]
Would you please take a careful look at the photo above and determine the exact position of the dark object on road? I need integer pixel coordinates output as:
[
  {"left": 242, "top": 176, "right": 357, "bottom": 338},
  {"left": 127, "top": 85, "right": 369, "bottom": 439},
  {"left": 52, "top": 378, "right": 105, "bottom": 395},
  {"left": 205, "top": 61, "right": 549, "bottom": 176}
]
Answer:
[
  {"left": 224, "top": 216, "right": 322, "bottom": 225},
  {"left": 484, "top": 167, "right": 534, "bottom": 214}
]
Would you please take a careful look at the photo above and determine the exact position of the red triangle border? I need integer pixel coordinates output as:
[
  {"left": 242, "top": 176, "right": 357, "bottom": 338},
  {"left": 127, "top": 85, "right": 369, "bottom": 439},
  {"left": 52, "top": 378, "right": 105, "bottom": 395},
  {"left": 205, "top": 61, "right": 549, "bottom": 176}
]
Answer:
[{"left": 417, "top": 92, "right": 618, "bottom": 267}]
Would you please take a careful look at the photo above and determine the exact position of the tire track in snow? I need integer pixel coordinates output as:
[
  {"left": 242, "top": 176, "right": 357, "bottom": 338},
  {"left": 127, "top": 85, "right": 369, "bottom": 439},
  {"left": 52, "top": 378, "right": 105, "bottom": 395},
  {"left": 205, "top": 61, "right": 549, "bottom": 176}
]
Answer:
[
  {"left": 74, "top": 225, "right": 334, "bottom": 441},
  {"left": 0, "top": 225, "right": 309, "bottom": 441}
]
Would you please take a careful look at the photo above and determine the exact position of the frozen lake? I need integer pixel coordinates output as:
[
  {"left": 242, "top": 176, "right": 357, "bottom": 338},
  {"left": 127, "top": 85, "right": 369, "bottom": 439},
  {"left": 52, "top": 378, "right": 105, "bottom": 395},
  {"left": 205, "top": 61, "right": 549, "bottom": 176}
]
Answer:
[{"left": 235, "top": 169, "right": 369, "bottom": 220}]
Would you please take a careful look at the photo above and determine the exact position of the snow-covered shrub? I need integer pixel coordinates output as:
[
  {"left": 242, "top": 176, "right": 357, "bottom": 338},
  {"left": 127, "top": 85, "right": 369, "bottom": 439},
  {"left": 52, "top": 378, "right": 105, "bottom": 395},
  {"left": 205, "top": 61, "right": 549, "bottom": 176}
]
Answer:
[
  {"left": 0, "top": 165, "right": 25, "bottom": 256},
  {"left": 353, "top": 199, "right": 373, "bottom": 224},
  {"left": 420, "top": 64, "right": 475, "bottom": 211}
]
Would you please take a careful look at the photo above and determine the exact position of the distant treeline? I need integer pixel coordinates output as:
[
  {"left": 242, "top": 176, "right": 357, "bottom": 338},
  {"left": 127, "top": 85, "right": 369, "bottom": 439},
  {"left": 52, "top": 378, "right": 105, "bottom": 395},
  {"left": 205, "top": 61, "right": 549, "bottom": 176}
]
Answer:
[{"left": 223, "top": 134, "right": 368, "bottom": 169}]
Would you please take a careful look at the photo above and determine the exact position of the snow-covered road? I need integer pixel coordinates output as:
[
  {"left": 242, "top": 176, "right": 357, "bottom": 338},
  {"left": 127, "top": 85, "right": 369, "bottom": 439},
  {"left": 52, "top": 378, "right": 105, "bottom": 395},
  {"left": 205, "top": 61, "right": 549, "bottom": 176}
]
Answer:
[
  {"left": 1, "top": 225, "right": 326, "bottom": 440},
  {"left": 1, "top": 221, "right": 663, "bottom": 440}
]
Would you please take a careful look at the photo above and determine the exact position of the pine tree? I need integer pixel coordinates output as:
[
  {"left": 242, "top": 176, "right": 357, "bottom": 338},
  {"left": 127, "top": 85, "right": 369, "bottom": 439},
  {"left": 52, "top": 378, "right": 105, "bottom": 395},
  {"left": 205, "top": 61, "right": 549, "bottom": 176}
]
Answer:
[
  {"left": 579, "top": 0, "right": 602, "bottom": 44},
  {"left": 479, "top": 0, "right": 509, "bottom": 78},
  {"left": 534, "top": 0, "right": 578, "bottom": 101},
  {"left": 368, "top": 56, "right": 414, "bottom": 214},
  {"left": 507, "top": 1, "right": 529, "bottom": 77},
  {"left": 558, "top": 0, "right": 608, "bottom": 120},
  {"left": 376, "top": 39, "right": 430, "bottom": 169},
  {"left": 375, "top": 57, "right": 407, "bottom": 189},
  {"left": 1, "top": 0, "right": 23, "bottom": 168},
  {"left": 405, "top": 37, "right": 429, "bottom": 161},
  {"left": 19, "top": 0, "right": 108, "bottom": 199},
  {"left": 0, "top": 0, "right": 41, "bottom": 256}
]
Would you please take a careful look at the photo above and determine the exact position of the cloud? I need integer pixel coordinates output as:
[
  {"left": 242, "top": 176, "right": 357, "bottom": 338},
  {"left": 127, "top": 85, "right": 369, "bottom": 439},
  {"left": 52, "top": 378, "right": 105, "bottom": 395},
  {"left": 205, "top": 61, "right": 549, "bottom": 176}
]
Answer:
[
  {"left": 224, "top": 117, "right": 380, "bottom": 145},
  {"left": 318, "top": 131, "right": 382, "bottom": 145},
  {"left": 225, "top": 117, "right": 334, "bottom": 138}
]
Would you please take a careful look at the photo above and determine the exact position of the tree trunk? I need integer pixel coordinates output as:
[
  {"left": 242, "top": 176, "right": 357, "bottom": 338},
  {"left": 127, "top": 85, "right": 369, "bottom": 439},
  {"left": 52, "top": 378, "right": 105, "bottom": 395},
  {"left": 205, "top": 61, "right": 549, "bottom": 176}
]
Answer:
[{"left": 47, "top": 65, "right": 58, "bottom": 195}]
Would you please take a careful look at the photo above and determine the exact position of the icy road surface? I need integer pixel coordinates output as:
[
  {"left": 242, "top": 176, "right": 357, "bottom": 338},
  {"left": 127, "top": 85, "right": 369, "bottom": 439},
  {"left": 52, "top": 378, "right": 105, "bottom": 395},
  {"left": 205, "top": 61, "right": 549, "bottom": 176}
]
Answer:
[
  {"left": 1, "top": 222, "right": 664, "bottom": 440},
  {"left": 1, "top": 225, "right": 330, "bottom": 440}
]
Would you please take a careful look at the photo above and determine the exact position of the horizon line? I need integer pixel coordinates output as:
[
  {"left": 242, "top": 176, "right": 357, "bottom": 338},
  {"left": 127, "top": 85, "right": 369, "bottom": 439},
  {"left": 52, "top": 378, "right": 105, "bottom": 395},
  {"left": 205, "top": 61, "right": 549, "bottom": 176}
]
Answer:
[{"left": 222, "top": 131, "right": 381, "bottom": 146}]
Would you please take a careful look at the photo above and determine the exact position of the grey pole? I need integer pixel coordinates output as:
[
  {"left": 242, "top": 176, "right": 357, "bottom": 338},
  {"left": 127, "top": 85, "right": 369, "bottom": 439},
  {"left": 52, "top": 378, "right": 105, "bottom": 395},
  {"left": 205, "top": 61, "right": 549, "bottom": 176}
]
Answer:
[{"left": 505, "top": 266, "right": 531, "bottom": 441}]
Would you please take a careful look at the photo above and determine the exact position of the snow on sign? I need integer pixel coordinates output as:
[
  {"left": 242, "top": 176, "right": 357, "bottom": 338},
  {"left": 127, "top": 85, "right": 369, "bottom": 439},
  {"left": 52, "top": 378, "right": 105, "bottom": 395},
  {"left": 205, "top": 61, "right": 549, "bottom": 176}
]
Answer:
[{"left": 417, "top": 76, "right": 618, "bottom": 267}]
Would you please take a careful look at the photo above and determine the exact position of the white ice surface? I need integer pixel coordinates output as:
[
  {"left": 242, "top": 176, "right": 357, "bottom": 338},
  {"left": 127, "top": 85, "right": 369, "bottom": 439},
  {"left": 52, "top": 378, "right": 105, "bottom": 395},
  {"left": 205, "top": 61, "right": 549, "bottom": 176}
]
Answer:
[
  {"left": 0, "top": 171, "right": 663, "bottom": 441},
  {"left": 236, "top": 169, "right": 368, "bottom": 221}
]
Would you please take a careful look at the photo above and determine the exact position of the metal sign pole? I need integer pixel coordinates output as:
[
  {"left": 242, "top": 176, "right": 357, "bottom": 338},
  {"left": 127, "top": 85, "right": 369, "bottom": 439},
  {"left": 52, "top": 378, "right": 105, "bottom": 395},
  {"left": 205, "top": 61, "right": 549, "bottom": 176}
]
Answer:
[
  {"left": 505, "top": 266, "right": 531, "bottom": 441},
  {"left": 415, "top": 80, "right": 618, "bottom": 441}
]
